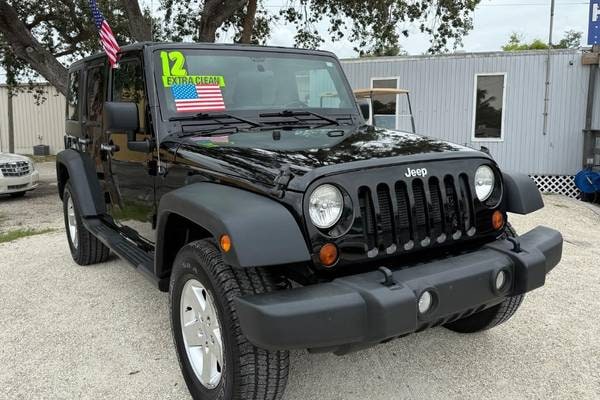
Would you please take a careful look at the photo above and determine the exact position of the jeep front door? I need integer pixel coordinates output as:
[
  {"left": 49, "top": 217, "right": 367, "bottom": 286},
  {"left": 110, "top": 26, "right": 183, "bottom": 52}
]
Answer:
[{"left": 105, "top": 56, "right": 156, "bottom": 244}]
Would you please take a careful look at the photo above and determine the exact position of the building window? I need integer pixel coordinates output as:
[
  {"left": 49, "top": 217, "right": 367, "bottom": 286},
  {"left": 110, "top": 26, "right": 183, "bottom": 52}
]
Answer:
[
  {"left": 66, "top": 71, "right": 80, "bottom": 121},
  {"left": 473, "top": 73, "right": 506, "bottom": 141},
  {"left": 371, "top": 78, "right": 398, "bottom": 130}
]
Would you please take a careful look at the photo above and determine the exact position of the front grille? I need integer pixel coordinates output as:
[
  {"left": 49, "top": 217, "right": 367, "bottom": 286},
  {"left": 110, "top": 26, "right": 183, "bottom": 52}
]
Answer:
[
  {"left": 357, "top": 173, "right": 476, "bottom": 255},
  {"left": 0, "top": 161, "right": 31, "bottom": 177}
]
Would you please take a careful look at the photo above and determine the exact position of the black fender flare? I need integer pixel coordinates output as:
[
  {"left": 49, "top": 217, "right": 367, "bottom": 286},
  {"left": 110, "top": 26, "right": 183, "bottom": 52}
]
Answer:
[
  {"left": 155, "top": 182, "right": 311, "bottom": 274},
  {"left": 56, "top": 149, "right": 106, "bottom": 216},
  {"left": 502, "top": 171, "right": 544, "bottom": 215}
]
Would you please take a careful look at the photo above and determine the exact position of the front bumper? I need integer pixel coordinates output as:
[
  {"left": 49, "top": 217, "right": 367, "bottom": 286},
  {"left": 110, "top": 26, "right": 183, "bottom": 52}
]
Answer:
[
  {"left": 235, "top": 226, "right": 562, "bottom": 353},
  {"left": 0, "top": 171, "right": 39, "bottom": 194}
]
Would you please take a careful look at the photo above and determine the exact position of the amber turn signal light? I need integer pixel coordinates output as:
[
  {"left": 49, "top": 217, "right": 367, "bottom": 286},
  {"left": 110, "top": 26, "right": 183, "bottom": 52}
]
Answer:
[
  {"left": 492, "top": 210, "right": 504, "bottom": 230},
  {"left": 319, "top": 243, "right": 338, "bottom": 267},
  {"left": 220, "top": 234, "right": 232, "bottom": 252}
]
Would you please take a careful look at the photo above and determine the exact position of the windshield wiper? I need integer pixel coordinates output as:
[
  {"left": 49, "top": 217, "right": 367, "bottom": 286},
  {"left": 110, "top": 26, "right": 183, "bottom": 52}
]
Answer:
[
  {"left": 259, "top": 110, "right": 340, "bottom": 127},
  {"left": 169, "top": 112, "right": 262, "bottom": 128}
]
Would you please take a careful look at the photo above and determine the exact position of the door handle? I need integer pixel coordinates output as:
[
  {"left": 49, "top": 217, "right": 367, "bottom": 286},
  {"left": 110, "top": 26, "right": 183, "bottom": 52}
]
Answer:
[{"left": 100, "top": 143, "right": 120, "bottom": 154}]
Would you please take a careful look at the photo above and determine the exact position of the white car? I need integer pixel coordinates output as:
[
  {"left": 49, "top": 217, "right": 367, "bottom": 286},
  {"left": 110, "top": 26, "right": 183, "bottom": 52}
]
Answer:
[{"left": 0, "top": 153, "right": 39, "bottom": 198}]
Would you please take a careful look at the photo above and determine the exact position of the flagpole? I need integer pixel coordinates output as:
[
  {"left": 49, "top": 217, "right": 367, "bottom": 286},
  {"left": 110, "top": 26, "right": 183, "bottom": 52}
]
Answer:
[{"left": 542, "top": 0, "right": 555, "bottom": 136}]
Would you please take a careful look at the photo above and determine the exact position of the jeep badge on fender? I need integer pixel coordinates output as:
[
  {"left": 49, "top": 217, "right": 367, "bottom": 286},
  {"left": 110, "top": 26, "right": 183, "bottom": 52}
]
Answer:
[
  {"left": 405, "top": 167, "right": 428, "bottom": 178},
  {"left": 56, "top": 42, "right": 563, "bottom": 400}
]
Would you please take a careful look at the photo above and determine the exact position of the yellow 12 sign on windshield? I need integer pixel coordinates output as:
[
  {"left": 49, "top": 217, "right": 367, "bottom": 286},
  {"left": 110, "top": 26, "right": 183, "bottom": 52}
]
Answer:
[{"left": 160, "top": 51, "right": 226, "bottom": 88}]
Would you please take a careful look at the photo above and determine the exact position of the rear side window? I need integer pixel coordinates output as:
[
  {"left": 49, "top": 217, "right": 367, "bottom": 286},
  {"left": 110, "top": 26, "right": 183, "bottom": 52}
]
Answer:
[
  {"left": 67, "top": 71, "right": 80, "bottom": 121},
  {"left": 86, "top": 66, "right": 105, "bottom": 122}
]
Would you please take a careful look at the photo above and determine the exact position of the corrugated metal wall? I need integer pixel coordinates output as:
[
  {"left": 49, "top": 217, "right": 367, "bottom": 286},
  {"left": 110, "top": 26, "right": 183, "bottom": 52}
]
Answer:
[
  {"left": 342, "top": 49, "right": 599, "bottom": 175},
  {"left": 0, "top": 85, "right": 65, "bottom": 155}
]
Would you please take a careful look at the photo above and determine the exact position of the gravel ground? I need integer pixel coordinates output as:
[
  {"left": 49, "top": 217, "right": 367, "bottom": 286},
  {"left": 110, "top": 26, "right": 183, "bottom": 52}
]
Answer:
[
  {"left": 0, "top": 163, "right": 599, "bottom": 399},
  {"left": 0, "top": 161, "right": 63, "bottom": 233}
]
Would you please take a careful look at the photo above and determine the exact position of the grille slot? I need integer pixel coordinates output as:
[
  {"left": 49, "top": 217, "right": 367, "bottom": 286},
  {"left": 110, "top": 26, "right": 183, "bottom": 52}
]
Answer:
[
  {"left": 358, "top": 172, "right": 476, "bottom": 254},
  {"left": 0, "top": 161, "right": 30, "bottom": 177}
]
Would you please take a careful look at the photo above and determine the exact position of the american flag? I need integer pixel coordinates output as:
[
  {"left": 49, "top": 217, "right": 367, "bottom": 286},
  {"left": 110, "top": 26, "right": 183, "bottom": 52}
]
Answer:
[
  {"left": 89, "top": 0, "right": 121, "bottom": 67},
  {"left": 171, "top": 84, "right": 226, "bottom": 113}
]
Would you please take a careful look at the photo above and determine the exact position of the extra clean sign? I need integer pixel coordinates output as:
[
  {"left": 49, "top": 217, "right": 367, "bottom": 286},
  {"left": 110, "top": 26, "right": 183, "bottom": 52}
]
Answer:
[{"left": 590, "top": 0, "right": 600, "bottom": 45}]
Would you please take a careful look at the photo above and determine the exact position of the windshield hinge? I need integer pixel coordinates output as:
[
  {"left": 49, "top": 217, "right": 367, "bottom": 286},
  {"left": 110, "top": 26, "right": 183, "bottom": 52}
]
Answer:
[{"left": 271, "top": 166, "right": 293, "bottom": 198}]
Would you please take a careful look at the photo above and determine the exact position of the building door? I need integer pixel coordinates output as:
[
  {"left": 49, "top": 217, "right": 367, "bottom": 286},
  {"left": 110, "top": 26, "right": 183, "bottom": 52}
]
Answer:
[{"left": 105, "top": 55, "right": 156, "bottom": 245}]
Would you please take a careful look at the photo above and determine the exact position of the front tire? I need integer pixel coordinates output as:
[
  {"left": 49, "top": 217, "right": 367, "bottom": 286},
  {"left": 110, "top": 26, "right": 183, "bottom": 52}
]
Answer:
[
  {"left": 444, "top": 223, "right": 524, "bottom": 333},
  {"left": 62, "top": 182, "right": 110, "bottom": 265},
  {"left": 170, "top": 239, "right": 289, "bottom": 400}
]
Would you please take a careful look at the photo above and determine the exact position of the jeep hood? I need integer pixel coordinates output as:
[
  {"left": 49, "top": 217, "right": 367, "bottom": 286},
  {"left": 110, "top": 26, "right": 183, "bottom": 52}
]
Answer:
[{"left": 172, "top": 126, "right": 488, "bottom": 192}]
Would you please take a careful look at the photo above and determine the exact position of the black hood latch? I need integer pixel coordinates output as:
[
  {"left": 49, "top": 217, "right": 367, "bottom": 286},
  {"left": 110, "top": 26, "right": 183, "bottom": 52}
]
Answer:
[{"left": 271, "top": 166, "right": 293, "bottom": 198}]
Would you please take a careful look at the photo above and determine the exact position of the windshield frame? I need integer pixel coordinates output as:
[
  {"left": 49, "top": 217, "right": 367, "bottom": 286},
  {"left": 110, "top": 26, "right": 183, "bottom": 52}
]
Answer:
[{"left": 149, "top": 45, "right": 361, "bottom": 128}]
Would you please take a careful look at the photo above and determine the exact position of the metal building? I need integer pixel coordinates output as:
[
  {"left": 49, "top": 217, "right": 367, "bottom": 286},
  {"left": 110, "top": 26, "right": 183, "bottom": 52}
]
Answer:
[
  {"left": 341, "top": 49, "right": 600, "bottom": 197},
  {"left": 0, "top": 84, "right": 65, "bottom": 155}
]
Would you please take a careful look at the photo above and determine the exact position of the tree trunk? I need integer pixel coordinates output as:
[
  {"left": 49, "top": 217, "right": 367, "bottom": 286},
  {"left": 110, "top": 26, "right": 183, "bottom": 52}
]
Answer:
[
  {"left": 240, "top": 0, "right": 257, "bottom": 44},
  {"left": 198, "top": 0, "right": 249, "bottom": 42},
  {"left": 121, "top": 0, "right": 152, "bottom": 42},
  {"left": 0, "top": 0, "right": 68, "bottom": 95}
]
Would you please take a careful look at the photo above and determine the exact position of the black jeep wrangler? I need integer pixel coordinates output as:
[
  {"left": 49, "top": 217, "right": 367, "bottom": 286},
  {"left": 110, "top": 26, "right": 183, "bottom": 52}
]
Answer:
[{"left": 57, "top": 42, "right": 563, "bottom": 400}]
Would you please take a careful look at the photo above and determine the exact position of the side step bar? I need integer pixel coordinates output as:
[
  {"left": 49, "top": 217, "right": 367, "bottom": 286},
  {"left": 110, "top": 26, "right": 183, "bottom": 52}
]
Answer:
[{"left": 82, "top": 217, "right": 169, "bottom": 291}]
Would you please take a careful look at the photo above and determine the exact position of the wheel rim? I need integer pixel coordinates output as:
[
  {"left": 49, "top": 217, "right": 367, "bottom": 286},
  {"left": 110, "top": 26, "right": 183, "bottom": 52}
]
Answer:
[
  {"left": 180, "top": 279, "right": 224, "bottom": 389},
  {"left": 67, "top": 195, "right": 78, "bottom": 249}
]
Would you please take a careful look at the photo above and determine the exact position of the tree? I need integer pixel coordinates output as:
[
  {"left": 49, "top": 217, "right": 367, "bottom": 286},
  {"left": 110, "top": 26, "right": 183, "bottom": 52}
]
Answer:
[
  {"left": 556, "top": 30, "right": 582, "bottom": 49},
  {"left": 502, "top": 30, "right": 582, "bottom": 52},
  {"left": 0, "top": 0, "right": 151, "bottom": 95},
  {"left": 2, "top": 0, "right": 482, "bottom": 96}
]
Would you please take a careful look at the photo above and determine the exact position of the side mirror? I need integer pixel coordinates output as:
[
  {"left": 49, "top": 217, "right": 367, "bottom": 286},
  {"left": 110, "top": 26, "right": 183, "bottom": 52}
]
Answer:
[
  {"left": 104, "top": 101, "right": 153, "bottom": 153},
  {"left": 104, "top": 101, "right": 139, "bottom": 135}
]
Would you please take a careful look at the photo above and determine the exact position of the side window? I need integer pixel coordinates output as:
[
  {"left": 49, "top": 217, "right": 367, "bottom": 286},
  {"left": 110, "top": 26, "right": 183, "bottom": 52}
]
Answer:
[
  {"left": 113, "top": 60, "right": 145, "bottom": 103},
  {"left": 112, "top": 59, "right": 146, "bottom": 130},
  {"left": 86, "top": 66, "right": 105, "bottom": 122},
  {"left": 473, "top": 74, "right": 505, "bottom": 141},
  {"left": 67, "top": 71, "right": 80, "bottom": 121}
]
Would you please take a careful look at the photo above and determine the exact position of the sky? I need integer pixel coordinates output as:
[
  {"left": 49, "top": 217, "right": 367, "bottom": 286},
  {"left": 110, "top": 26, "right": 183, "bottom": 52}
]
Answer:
[{"left": 0, "top": 0, "right": 594, "bottom": 82}]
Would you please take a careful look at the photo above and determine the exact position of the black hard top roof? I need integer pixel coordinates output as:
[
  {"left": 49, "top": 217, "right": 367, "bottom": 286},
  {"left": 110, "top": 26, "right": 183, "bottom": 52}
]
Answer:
[{"left": 69, "top": 42, "right": 338, "bottom": 69}]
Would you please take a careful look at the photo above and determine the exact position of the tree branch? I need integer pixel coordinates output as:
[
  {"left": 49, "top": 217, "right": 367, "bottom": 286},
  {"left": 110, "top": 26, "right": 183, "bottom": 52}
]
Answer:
[
  {"left": 0, "top": 0, "right": 67, "bottom": 95},
  {"left": 240, "top": 0, "right": 257, "bottom": 44},
  {"left": 198, "top": 0, "right": 248, "bottom": 42},
  {"left": 121, "top": 0, "right": 152, "bottom": 41}
]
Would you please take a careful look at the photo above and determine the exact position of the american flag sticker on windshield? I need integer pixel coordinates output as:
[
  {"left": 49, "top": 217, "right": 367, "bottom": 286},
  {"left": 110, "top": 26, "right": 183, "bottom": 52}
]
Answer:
[{"left": 171, "top": 83, "right": 225, "bottom": 112}]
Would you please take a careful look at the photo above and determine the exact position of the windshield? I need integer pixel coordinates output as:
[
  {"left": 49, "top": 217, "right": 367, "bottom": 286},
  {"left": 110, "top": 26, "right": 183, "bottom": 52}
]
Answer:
[{"left": 153, "top": 48, "right": 357, "bottom": 119}]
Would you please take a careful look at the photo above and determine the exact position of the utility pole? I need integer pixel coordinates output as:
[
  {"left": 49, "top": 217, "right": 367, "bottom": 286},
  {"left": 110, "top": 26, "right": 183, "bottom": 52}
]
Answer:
[
  {"left": 7, "top": 85, "right": 14, "bottom": 154},
  {"left": 542, "top": 0, "right": 555, "bottom": 136}
]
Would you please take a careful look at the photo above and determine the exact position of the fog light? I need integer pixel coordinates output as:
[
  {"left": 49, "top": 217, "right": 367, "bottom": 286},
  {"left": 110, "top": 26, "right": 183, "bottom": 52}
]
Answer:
[
  {"left": 495, "top": 270, "right": 507, "bottom": 290},
  {"left": 418, "top": 291, "right": 433, "bottom": 314}
]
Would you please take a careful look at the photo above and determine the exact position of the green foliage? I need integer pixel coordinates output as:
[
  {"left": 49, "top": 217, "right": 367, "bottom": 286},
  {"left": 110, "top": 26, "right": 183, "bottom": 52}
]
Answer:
[
  {"left": 160, "top": 0, "right": 481, "bottom": 53},
  {"left": 1, "top": 0, "right": 138, "bottom": 98},
  {"left": 0, "top": 228, "right": 55, "bottom": 244},
  {"left": 556, "top": 30, "right": 582, "bottom": 49},
  {"left": 2, "top": 0, "right": 482, "bottom": 96},
  {"left": 502, "top": 30, "right": 582, "bottom": 52}
]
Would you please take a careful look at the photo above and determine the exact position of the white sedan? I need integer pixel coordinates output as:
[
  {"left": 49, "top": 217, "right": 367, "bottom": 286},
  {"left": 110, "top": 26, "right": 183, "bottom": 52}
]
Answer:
[{"left": 0, "top": 153, "right": 39, "bottom": 198}]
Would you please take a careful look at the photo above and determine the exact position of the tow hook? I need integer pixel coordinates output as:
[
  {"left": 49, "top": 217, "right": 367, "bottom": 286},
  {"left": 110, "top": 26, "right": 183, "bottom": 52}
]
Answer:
[
  {"left": 378, "top": 266, "right": 397, "bottom": 287},
  {"left": 507, "top": 237, "right": 522, "bottom": 253}
]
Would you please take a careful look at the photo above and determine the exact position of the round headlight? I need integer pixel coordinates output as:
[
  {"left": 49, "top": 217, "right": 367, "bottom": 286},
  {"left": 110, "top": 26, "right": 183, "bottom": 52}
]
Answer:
[
  {"left": 474, "top": 165, "right": 495, "bottom": 202},
  {"left": 309, "top": 184, "right": 343, "bottom": 229}
]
